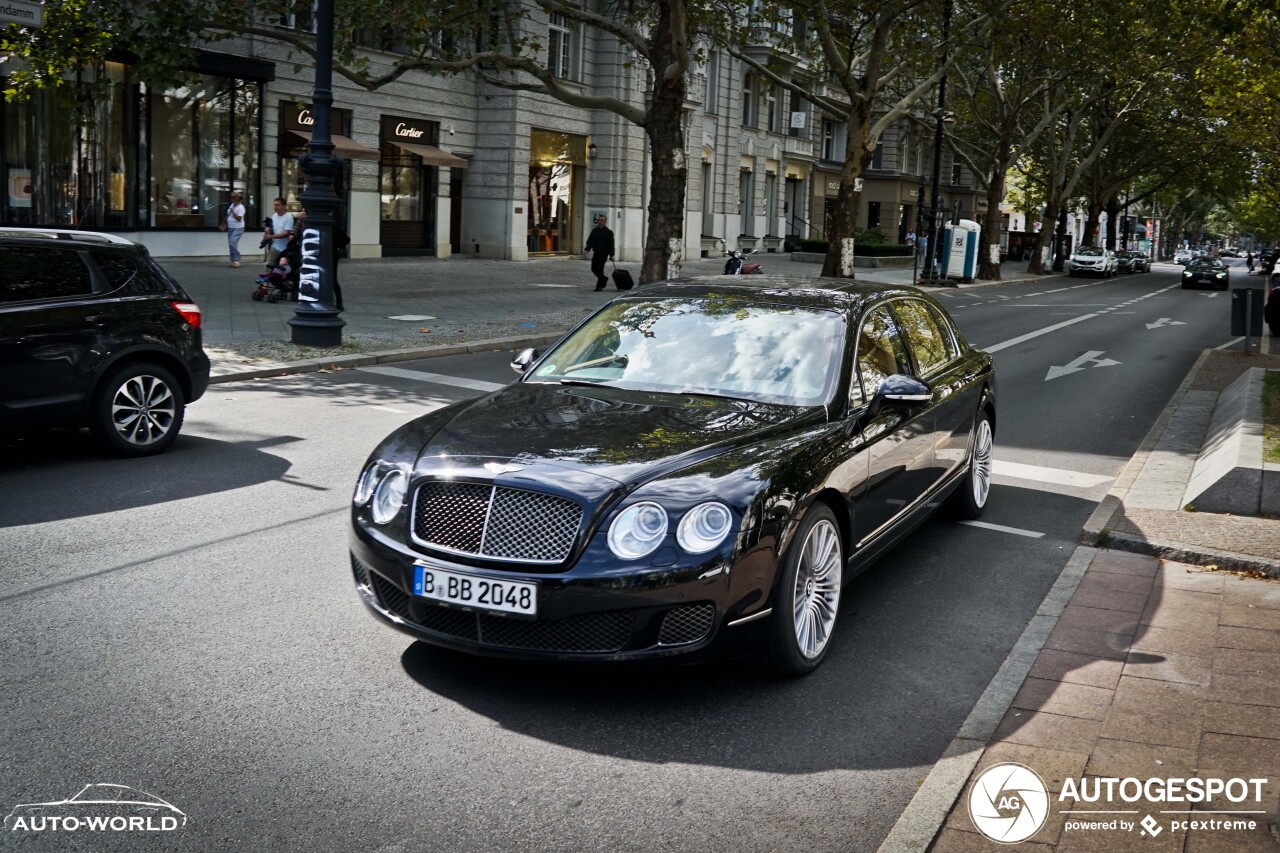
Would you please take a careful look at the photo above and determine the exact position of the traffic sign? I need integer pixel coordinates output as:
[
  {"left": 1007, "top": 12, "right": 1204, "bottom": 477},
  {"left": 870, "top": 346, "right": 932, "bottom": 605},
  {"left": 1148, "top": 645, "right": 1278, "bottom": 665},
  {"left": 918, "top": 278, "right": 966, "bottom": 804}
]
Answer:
[{"left": 0, "top": 1, "right": 42, "bottom": 27}]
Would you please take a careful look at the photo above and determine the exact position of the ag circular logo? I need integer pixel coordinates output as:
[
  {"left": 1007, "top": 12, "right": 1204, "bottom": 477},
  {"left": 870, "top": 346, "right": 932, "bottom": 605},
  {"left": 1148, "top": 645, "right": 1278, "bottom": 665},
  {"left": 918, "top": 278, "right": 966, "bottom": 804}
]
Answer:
[{"left": 968, "top": 762, "right": 1050, "bottom": 844}]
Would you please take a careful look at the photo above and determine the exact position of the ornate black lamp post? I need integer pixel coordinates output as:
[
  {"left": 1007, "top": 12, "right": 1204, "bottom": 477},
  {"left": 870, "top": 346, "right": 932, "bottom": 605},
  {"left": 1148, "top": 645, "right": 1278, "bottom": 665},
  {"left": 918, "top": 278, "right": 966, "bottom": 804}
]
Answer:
[
  {"left": 922, "top": 0, "right": 952, "bottom": 282},
  {"left": 1052, "top": 205, "right": 1068, "bottom": 272},
  {"left": 288, "top": 0, "right": 346, "bottom": 347}
]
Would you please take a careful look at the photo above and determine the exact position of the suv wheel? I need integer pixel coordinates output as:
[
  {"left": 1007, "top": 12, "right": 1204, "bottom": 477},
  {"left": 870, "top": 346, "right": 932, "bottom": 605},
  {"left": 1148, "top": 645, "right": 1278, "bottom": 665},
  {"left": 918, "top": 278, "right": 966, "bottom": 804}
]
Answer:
[{"left": 90, "top": 363, "right": 186, "bottom": 456}]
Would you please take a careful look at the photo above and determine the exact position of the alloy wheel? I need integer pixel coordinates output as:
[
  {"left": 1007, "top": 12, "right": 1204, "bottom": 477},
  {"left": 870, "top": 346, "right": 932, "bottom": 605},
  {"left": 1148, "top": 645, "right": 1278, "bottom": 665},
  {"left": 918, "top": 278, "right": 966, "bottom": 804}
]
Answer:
[
  {"left": 111, "top": 374, "right": 177, "bottom": 446},
  {"left": 972, "top": 418, "right": 993, "bottom": 507},
  {"left": 791, "top": 519, "right": 841, "bottom": 659}
]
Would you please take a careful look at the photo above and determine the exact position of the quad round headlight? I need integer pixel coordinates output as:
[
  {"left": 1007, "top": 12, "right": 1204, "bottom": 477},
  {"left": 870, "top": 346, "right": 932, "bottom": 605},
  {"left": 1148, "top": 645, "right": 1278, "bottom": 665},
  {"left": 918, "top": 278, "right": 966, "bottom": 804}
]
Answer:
[
  {"left": 354, "top": 462, "right": 382, "bottom": 505},
  {"left": 371, "top": 469, "right": 410, "bottom": 524},
  {"left": 676, "top": 502, "right": 734, "bottom": 554},
  {"left": 607, "top": 502, "right": 669, "bottom": 559}
]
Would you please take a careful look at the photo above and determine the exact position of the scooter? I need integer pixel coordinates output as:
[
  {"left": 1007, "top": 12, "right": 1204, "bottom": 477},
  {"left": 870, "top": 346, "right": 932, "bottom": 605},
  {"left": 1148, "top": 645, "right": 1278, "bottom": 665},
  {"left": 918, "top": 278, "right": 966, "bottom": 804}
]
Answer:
[{"left": 720, "top": 238, "right": 763, "bottom": 275}]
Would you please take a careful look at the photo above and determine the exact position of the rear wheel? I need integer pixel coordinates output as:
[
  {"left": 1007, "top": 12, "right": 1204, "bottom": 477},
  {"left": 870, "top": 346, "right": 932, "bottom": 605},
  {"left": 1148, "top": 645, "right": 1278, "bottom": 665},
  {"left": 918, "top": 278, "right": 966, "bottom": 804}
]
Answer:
[
  {"left": 766, "top": 504, "right": 842, "bottom": 676},
  {"left": 89, "top": 363, "right": 186, "bottom": 457},
  {"left": 947, "top": 408, "right": 993, "bottom": 520}
]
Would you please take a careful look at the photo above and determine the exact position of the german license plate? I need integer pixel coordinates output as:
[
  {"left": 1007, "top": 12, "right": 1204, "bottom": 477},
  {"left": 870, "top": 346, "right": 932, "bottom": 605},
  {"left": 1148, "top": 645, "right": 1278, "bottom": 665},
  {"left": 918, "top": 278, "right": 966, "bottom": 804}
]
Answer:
[{"left": 413, "top": 564, "right": 538, "bottom": 617}]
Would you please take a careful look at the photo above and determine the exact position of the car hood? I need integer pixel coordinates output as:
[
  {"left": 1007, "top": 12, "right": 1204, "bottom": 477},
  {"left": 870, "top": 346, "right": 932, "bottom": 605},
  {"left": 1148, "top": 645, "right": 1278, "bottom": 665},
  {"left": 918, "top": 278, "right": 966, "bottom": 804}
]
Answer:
[{"left": 412, "top": 381, "right": 819, "bottom": 493}]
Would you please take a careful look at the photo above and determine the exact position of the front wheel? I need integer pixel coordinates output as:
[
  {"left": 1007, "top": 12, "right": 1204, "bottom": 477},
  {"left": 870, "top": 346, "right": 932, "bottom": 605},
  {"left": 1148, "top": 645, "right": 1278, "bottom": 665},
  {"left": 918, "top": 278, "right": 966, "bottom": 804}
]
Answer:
[
  {"left": 766, "top": 504, "right": 843, "bottom": 676},
  {"left": 948, "top": 408, "right": 993, "bottom": 520},
  {"left": 89, "top": 363, "right": 186, "bottom": 457}
]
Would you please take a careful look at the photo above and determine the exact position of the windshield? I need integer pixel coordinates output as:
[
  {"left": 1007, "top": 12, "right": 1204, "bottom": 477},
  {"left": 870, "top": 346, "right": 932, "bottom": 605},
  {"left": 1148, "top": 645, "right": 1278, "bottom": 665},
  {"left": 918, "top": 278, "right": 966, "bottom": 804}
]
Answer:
[
  {"left": 526, "top": 297, "right": 845, "bottom": 406},
  {"left": 1076, "top": 247, "right": 1103, "bottom": 256}
]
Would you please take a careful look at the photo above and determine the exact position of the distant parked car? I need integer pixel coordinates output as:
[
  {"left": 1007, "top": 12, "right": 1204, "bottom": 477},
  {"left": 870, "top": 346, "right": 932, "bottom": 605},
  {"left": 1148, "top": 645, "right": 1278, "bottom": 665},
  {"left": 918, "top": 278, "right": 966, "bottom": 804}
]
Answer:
[
  {"left": 0, "top": 228, "right": 209, "bottom": 456},
  {"left": 1181, "top": 257, "right": 1229, "bottom": 290},
  {"left": 1174, "top": 249, "right": 1194, "bottom": 265},
  {"left": 1069, "top": 246, "right": 1117, "bottom": 278},
  {"left": 1115, "top": 251, "right": 1148, "bottom": 273}
]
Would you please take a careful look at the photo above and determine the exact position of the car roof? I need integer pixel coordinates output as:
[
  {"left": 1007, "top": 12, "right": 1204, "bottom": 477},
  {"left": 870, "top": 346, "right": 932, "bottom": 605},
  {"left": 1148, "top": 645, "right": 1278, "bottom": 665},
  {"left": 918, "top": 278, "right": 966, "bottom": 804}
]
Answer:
[
  {"left": 628, "top": 275, "right": 931, "bottom": 312},
  {"left": 0, "top": 227, "right": 138, "bottom": 249}
]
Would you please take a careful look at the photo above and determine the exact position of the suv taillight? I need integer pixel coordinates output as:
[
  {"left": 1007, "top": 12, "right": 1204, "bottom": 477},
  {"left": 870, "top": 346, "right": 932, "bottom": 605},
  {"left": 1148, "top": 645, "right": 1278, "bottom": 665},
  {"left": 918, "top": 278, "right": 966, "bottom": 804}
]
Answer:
[{"left": 170, "top": 301, "right": 202, "bottom": 329}]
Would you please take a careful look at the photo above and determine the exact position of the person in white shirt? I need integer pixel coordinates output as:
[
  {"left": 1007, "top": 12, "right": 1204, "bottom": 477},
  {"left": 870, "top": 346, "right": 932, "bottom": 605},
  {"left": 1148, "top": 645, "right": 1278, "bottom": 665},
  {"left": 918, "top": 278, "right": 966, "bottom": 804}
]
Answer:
[
  {"left": 263, "top": 197, "right": 295, "bottom": 273},
  {"left": 224, "top": 192, "right": 246, "bottom": 267}
]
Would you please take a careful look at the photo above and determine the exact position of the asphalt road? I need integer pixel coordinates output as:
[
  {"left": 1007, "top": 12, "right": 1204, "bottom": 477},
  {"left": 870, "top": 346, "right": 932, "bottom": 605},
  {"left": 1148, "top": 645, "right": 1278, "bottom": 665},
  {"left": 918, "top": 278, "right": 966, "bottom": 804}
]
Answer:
[{"left": 0, "top": 264, "right": 1246, "bottom": 852}]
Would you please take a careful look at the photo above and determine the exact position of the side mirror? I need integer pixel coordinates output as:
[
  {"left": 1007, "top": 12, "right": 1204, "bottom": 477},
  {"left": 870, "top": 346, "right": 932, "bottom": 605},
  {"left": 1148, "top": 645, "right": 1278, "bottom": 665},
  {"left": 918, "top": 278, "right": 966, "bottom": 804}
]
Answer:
[
  {"left": 510, "top": 347, "right": 539, "bottom": 375},
  {"left": 878, "top": 374, "right": 932, "bottom": 404}
]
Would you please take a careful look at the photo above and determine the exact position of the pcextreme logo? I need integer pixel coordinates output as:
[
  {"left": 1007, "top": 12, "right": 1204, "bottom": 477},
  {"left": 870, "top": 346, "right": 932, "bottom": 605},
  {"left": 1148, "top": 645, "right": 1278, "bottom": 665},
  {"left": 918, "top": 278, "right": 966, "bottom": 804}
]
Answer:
[
  {"left": 968, "top": 763, "right": 1050, "bottom": 844},
  {"left": 967, "top": 762, "right": 1271, "bottom": 844}
]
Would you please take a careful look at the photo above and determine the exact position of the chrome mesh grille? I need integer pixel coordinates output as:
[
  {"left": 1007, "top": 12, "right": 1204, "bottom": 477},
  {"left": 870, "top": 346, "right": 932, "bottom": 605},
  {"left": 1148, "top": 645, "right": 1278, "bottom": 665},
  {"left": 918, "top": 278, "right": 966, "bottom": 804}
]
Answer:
[
  {"left": 372, "top": 573, "right": 409, "bottom": 616},
  {"left": 351, "top": 557, "right": 371, "bottom": 590},
  {"left": 413, "top": 481, "right": 582, "bottom": 563},
  {"left": 658, "top": 604, "right": 716, "bottom": 646}
]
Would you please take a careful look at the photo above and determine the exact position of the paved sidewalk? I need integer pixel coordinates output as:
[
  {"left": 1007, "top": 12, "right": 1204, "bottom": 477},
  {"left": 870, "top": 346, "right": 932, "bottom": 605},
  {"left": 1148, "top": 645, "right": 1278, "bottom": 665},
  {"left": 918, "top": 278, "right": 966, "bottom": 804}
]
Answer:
[
  {"left": 929, "top": 549, "right": 1280, "bottom": 852},
  {"left": 161, "top": 252, "right": 1059, "bottom": 382}
]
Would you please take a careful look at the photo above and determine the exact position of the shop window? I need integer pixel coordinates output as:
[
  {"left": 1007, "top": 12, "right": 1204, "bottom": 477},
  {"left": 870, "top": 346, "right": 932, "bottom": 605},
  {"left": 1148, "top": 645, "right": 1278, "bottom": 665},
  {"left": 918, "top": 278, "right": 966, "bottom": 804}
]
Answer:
[
  {"left": 547, "top": 13, "right": 579, "bottom": 81},
  {"left": 149, "top": 74, "right": 262, "bottom": 229},
  {"left": 867, "top": 201, "right": 881, "bottom": 229}
]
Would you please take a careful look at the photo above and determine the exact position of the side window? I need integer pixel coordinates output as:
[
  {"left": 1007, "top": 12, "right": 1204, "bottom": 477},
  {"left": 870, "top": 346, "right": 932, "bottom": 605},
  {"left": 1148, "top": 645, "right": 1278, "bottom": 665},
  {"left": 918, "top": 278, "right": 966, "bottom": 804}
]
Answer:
[
  {"left": 851, "top": 306, "right": 909, "bottom": 405},
  {"left": 89, "top": 249, "right": 139, "bottom": 291},
  {"left": 893, "top": 299, "right": 954, "bottom": 376},
  {"left": 0, "top": 247, "right": 93, "bottom": 304}
]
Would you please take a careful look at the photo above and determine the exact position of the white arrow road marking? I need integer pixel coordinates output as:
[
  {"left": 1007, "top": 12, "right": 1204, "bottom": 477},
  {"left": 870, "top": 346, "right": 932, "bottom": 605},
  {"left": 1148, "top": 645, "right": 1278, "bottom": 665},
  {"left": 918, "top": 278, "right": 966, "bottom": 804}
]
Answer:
[
  {"left": 1145, "top": 318, "right": 1187, "bottom": 329},
  {"left": 358, "top": 366, "right": 505, "bottom": 392},
  {"left": 1201, "top": 293, "right": 1220, "bottom": 298},
  {"left": 957, "top": 520, "right": 1046, "bottom": 539},
  {"left": 981, "top": 283, "right": 1180, "bottom": 354},
  {"left": 1045, "top": 350, "right": 1121, "bottom": 381},
  {"left": 992, "top": 460, "right": 1114, "bottom": 488}
]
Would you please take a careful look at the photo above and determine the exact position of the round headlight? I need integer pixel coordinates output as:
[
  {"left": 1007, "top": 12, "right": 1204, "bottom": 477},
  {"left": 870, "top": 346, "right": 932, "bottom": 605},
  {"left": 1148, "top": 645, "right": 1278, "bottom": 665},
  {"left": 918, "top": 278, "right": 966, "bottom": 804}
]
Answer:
[
  {"left": 371, "top": 470, "right": 409, "bottom": 524},
  {"left": 676, "top": 502, "right": 734, "bottom": 554},
  {"left": 607, "top": 502, "right": 669, "bottom": 559},
  {"left": 354, "top": 462, "right": 382, "bottom": 505}
]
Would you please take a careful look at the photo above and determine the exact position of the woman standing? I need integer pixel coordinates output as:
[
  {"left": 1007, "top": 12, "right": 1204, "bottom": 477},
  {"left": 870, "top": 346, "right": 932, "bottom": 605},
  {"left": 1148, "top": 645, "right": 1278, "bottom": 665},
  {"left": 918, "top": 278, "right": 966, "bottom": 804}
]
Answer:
[{"left": 224, "top": 191, "right": 246, "bottom": 268}]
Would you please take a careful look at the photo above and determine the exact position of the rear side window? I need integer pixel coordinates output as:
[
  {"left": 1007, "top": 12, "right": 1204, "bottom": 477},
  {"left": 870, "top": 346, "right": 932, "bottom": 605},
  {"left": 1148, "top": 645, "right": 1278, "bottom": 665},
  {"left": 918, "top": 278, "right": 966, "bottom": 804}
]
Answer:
[
  {"left": 893, "top": 299, "right": 955, "bottom": 375},
  {"left": 0, "top": 247, "right": 93, "bottom": 304},
  {"left": 89, "top": 249, "right": 139, "bottom": 290}
]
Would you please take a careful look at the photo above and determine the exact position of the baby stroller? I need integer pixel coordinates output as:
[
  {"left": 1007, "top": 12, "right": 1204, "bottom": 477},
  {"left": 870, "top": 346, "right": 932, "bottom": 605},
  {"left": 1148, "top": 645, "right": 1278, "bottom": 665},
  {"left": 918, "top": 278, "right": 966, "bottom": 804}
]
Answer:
[{"left": 251, "top": 242, "right": 302, "bottom": 303}]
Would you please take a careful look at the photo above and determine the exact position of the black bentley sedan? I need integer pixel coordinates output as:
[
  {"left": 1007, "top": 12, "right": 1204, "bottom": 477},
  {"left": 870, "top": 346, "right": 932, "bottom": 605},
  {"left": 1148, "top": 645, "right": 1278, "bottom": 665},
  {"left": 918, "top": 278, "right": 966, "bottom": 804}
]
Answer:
[
  {"left": 1181, "top": 257, "right": 1230, "bottom": 290},
  {"left": 350, "top": 280, "right": 996, "bottom": 675}
]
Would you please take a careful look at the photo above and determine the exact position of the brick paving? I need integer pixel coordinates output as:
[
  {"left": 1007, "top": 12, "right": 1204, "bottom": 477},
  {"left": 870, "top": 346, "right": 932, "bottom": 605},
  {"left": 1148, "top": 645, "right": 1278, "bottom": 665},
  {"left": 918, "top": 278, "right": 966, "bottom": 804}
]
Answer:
[{"left": 931, "top": 551, "right": 1280, "bottom": 851}]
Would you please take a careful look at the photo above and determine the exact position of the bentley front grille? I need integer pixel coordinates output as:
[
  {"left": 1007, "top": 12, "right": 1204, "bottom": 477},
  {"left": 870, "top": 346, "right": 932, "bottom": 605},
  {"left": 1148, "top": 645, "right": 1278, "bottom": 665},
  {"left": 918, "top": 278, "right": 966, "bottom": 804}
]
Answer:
[{"left": 413, "top": 482, "right": 583, "bottom": 564}]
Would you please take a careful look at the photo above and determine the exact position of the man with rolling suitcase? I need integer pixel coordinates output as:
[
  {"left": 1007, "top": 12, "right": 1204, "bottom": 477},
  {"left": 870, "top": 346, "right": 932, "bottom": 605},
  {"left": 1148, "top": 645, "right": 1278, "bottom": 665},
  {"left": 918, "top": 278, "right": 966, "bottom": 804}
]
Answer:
[{"left": 583, "top": 214, "right": 615, "bottom": 291}]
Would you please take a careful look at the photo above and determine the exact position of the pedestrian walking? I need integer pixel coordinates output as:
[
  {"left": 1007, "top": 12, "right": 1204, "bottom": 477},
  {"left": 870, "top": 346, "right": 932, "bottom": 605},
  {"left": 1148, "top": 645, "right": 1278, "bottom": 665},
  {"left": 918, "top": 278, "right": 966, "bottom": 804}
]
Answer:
[
  {"left": 222, "top": 192, "right": 246, "bottom": 267},
  {"left": 263, "top": 197, "right": 295, "bottom": 273},
  {"left": 1247, "top": 251, "right": 1255, "bottom": 273},
  {"left": 583, "top": 214, "right": 615, "bottom": 291},
  {"left": 905, "top": 230, "right": 916, "bottom": 248}
]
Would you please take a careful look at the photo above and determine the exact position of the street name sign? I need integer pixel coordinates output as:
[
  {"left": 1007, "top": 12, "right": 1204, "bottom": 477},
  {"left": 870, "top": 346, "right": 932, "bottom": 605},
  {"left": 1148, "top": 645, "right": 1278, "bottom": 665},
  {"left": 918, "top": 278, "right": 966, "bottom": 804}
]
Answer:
[{"left": 0, "top": 0, "right": 42, "bottom": 27}]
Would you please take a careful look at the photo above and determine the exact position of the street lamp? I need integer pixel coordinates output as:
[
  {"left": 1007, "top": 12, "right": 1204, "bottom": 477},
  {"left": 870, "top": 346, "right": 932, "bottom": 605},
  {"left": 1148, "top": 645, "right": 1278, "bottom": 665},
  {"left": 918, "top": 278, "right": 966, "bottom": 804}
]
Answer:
[
  {"left": 287, "top": 0, "right": 346, "bottom": 347},
  {"left": 922, "top": 0, "right": 953, "bottom": 283}
]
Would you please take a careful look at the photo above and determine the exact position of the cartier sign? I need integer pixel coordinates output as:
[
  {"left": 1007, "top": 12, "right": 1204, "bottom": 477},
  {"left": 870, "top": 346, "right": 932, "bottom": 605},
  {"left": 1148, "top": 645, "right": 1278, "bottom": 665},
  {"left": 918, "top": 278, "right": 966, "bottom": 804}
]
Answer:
[
  {"left": 382, "top": 115, "right": 436, "bottom": 145},
  {"left": 281, "top": 101, "right": 351, "bottom": 135}
]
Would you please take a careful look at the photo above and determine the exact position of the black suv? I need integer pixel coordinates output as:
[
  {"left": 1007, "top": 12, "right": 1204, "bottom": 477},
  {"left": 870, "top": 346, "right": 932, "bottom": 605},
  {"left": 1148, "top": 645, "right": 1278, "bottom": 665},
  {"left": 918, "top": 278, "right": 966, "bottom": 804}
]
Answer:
[{"left": 0, "top": 229, "right": 210, "bottom": 456}]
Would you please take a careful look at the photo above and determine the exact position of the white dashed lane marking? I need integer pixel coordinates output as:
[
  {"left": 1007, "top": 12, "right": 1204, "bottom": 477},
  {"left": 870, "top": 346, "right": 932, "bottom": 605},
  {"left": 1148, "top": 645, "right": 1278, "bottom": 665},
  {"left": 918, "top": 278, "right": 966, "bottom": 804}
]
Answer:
[
  {"left": 992, "top": 460, "right": 1113, "bottom": 488},
  {"left": 957, "top": 520, "right": 1046, "bottom": 539},
  {"left": 357, "top": 366, "right": 505, "bottom": 392}
]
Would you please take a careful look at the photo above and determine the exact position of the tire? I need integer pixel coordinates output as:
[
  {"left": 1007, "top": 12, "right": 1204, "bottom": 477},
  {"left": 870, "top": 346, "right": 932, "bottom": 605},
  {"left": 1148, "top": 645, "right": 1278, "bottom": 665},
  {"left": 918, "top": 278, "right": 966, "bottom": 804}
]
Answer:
[
  {"left": 89, "top": 363, "right": 186, "bottom": 457},
  {"left": 947, "top": 407, "right": 993, "bottom": 520},
  {"left": 765, "top": 504, "right": 843, "bottom": 676},
  {"left": 252, "top": 291, "right": 264, "bottom": 301}
]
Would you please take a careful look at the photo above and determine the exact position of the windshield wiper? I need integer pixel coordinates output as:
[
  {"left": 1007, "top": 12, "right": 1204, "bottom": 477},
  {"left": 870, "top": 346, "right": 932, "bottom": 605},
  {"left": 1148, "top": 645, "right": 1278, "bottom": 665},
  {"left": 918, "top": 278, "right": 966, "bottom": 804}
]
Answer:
[{"left": 557, "top": 378, "right": 611, "bottom": 387}]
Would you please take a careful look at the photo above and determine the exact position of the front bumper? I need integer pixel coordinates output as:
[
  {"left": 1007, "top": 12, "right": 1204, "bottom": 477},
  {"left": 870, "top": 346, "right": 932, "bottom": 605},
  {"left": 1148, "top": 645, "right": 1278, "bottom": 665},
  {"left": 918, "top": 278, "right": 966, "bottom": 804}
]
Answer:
[{"left": 349, "top": 524, "right": 772, "bottom": 662}]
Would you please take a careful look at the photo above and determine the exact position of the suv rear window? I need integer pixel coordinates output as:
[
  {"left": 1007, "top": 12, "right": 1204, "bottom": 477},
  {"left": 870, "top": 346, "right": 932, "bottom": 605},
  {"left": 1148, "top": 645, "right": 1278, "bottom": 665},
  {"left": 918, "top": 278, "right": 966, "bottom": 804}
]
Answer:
[
  {"left": 0, "top": 247, "right": 93, "bottom": 304},
  {"left": 89, "top": 249, "right": 139, "bottom": 290}
]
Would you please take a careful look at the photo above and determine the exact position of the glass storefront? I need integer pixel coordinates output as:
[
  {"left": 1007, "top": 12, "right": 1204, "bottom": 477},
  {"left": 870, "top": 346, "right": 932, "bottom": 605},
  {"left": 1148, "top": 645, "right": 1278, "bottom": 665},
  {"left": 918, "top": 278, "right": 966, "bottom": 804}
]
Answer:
[
  {"left": 528, "top": 129, "right": 586, "bottom": 254},
  {"left": 150, "top": 74, "right": 261, "bottom": 228},
  {"left": 1, "top": 62, "right": 262, "bottom": 230},
  {"left": 379, "top": 115, "right": 439, "bottom": 253}
]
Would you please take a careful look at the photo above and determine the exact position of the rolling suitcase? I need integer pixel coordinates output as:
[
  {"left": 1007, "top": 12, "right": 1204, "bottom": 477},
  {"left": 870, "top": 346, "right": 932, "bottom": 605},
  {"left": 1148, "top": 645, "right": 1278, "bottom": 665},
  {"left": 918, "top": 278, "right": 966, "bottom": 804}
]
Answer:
[{"left": 611, "top": 261, "right": 635, "bottom": 291}]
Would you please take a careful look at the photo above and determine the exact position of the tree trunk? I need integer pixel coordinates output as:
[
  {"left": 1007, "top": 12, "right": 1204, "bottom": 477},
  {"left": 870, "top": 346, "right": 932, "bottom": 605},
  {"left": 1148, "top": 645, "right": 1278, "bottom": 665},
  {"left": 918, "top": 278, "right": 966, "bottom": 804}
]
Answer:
[
  {"left": 638, "top": 6, "right": 688, "bottom": 285},
  {"left": 1082, "top": 203, "right": 1101, "bottom": 248},
  {"left": 820, "top": 104, "right": 872, "bottom": 278},
  {"left": 1103, "top": 198, "right": 1119, "bottom": 250},
  {"left": 978, "top": 167, "right": 1007, "bottom": 280}
]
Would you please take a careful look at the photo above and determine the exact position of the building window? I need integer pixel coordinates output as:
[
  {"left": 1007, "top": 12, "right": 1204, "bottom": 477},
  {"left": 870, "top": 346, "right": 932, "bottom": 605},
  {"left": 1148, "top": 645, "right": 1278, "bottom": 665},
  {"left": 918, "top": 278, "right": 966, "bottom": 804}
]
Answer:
[
  {"left": 871, "top": 139, "right": 884, "bottom": 170},
  {"left": 547, "top": 13, "right": 579, "bottom": 81},
  {"left": 765, "top": 173, "right": 777, "bottom": 233},
  {"left": 788, "top": 92, "right": 808, "bottom": 138},
  {"left": 952, "top": 162, "right": 962, "bottom": 185},
  {"left": 739, "top": 170, "right": 754, "bottom": 235},
  {"left": 741, "top": 73, "right": 757, "bottom": 128},
  {"left": 821, "top": 119, "right": 846, "bottom": 161},
  {"left": 765, "top": 85, "right": 778, "bottom": 133},
  {"left": 867, "top": 201, "right": 881, "bottom": 230},
  {"left": 150, "top": 74, "right": 262, "bottom": 229},
  {"left": 705, "top": 52, "right": 720, "bottom": 114}
]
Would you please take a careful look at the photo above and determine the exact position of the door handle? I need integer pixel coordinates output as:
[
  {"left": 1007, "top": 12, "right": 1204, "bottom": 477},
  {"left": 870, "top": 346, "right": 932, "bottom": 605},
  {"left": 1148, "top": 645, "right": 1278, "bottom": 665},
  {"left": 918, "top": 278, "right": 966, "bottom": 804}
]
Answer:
[{"left": 85, "top": 314, "right": 107, "bottom": 324}]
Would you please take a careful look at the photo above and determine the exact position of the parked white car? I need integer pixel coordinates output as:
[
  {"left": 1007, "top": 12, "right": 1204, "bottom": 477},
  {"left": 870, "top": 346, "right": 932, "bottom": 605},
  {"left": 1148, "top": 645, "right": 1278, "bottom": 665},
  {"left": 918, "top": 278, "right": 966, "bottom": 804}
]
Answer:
[
  {"left": 1069, "top": 247, "right": 1118, "bottom": 278},
  {"left": 1174, "top": 249, "right": 1194, "bottom": 265}
]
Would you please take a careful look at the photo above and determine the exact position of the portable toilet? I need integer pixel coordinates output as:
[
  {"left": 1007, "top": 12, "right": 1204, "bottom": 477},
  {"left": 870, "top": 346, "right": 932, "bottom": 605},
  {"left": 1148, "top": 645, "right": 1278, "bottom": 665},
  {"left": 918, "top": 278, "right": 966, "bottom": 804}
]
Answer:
[{"left": 941, "top": 219, "right": 981, "bottom": 282}]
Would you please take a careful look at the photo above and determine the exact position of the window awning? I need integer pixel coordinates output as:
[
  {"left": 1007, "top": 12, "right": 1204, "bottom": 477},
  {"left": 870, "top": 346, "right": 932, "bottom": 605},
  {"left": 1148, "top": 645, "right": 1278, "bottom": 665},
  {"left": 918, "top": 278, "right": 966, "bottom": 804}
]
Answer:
[
  {"left": 285, "top": 130, "right": 381, "bottom": 161},
  {"left": 392, "top": 140, "right": 469, "bottom": 168}
]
